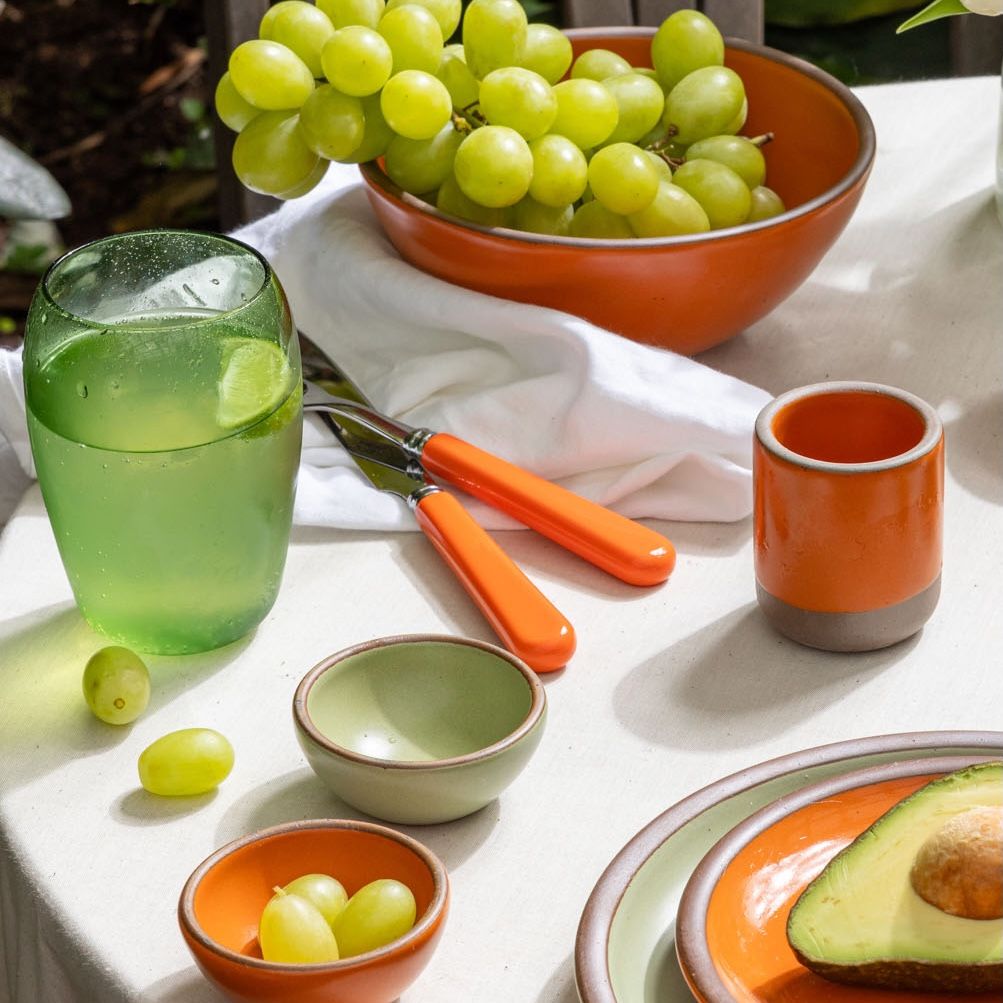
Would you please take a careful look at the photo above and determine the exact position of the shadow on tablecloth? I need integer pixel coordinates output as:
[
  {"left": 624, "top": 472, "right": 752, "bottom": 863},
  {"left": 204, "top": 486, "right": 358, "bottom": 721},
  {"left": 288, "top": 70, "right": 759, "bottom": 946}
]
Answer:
[{"left": 612, "top": 602, "right": 918, "bottom": 750}]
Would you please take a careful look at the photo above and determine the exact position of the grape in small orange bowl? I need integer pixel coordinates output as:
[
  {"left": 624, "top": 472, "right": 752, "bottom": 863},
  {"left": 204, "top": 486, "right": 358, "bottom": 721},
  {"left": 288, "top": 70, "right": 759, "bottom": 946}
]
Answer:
[
  {"left": 178, "top": 819, "right": 449, "bottom": 1003},
  {"left": 360, "top": 28, "right": 875, "bottom": 356}
]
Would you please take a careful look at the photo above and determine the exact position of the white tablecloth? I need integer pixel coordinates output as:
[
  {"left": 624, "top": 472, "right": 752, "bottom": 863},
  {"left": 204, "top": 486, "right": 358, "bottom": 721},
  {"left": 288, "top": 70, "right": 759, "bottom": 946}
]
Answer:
[{"left": 1, "top": 76, "right": 1001, "bottom": 1003}]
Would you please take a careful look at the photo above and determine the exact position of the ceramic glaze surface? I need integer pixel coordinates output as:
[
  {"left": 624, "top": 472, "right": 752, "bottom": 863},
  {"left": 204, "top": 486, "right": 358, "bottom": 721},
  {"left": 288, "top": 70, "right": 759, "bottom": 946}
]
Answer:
[
  {"left": 575, "top": 735, "right": 1003, "bottom": 1003},
  {"left": 306, "top": 641, "right": 532, "bottom": 762},
  {"left": 753, "top": 383, "right": 943, "bottom": 651},
  {"left": 178, "top": 820, "right": 449, "bottom": 1003},
  {"left": 360, "top": 31, "right": 874, "bottom": 354},
  {"left": 678, "top": 763, "right": 1001, "bottom": 1003},
  {"left": 294, "top": 636, "right": 547, "bottom": 824}
]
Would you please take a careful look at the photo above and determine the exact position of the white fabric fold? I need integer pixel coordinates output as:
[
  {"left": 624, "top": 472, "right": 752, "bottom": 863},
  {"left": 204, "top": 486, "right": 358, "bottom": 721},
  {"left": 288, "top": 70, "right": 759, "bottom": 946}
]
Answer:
[{"left": 0, "top": 162, "right": 770, "bottom": 530}]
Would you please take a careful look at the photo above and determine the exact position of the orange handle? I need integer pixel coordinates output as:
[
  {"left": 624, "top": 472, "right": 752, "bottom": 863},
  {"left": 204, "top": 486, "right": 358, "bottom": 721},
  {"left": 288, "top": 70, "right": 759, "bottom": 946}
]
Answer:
[
  {"left": 420, "top": 433, "right": 676, "bottom": 587},
  {"left": 413, "top": 489, "right": 575, "bottom": 673}
]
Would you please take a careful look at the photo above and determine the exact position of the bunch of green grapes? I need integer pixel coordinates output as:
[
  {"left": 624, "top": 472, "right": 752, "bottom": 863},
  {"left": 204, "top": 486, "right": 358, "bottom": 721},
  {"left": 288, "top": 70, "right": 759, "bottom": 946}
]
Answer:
[
  {"left": 257, "top": 871, "right": 417, "bottom": 963},
  {"left": 216, "top": 2, "right": 785, "bottom": 236}
]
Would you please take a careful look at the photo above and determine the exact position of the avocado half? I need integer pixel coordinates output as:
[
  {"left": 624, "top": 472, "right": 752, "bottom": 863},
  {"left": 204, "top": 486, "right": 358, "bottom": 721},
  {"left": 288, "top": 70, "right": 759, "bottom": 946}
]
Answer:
[{"left": 786, "top": 761, "right": 1003, "bottom": 993}]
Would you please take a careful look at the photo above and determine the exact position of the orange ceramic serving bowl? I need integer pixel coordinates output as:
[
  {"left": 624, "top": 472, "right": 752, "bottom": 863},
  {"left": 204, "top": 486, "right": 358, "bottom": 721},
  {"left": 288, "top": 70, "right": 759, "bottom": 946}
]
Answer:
[
  {"left": 359, "top": 28, "right": 876, "bottom": 355},
  {"left": 178, "top": 819, "right": 449, "bottom": 1003}
]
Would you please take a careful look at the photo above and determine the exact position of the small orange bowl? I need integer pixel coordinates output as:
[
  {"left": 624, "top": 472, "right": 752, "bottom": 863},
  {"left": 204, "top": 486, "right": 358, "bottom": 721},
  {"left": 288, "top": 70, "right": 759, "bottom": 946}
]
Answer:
[
  {"left": 178, "top": 819, "right": 449, "bottom": 1003},
  {"left": 360, "top": 28, "right": 875, "bottom": 355}
]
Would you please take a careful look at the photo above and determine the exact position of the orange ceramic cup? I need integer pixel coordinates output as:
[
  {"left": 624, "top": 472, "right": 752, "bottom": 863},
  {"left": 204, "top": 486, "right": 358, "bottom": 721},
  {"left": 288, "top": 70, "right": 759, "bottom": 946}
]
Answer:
[{"left": 754, "top": 382, "right": 944, "bottom": 652}]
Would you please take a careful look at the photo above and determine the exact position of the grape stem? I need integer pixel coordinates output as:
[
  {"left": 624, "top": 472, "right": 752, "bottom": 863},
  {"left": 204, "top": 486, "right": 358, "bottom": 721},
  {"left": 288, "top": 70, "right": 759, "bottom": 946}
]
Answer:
[
  {"left": 644, "top": 134, "right": 685, "bottom": 170},
  {"left": 451, "top": 103, "right": 488, "bottom": 135},
  {"left": 750, "top": 132, "right": 775, "bottom": 147}
]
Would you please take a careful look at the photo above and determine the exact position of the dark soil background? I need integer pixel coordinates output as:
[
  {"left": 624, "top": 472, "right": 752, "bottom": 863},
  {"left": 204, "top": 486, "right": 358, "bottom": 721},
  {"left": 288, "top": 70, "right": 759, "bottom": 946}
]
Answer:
[
  {"left": 0, "top": 0, "right": 956, "bottom": 348},
  {"left": 0, "top": 0, "right": 213, "bottom": 346}
]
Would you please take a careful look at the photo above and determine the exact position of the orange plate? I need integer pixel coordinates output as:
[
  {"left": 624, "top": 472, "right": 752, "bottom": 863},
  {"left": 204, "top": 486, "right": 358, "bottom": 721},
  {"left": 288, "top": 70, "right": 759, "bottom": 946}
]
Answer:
[{"left": 675, "top": 756, "right": 999, "bottom": 1003}]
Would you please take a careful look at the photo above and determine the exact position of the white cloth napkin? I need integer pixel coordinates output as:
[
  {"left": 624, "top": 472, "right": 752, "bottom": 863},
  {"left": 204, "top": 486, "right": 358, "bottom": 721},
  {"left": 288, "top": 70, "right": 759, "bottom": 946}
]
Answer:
[{"left": 0, "top": 163, "right": 770, "bottom": 530}]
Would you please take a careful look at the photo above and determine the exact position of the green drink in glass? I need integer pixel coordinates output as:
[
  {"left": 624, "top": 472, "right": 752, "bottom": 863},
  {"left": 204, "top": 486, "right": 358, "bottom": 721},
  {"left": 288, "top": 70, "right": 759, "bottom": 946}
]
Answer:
[{"left": 23, "top": 230, "right": 302, "bottom": 654}]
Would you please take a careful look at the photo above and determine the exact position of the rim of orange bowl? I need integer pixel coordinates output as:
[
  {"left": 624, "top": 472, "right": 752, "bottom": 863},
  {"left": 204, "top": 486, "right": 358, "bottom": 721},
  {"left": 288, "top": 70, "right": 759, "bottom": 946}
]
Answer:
[
  {"left": 178, "top": 818, "right": 449, "bottom": 973},
  {"left": 359, "top": 31, "right": 877, "bottom": 250},
  {"left": 573, "top": 730, "right": 1003, "bottom": 1003}
]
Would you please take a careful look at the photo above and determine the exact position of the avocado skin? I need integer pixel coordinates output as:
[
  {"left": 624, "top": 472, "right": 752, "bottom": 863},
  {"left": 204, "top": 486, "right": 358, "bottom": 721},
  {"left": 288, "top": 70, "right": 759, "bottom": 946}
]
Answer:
[
  {"left": 786, "top": 762, "right": 1003, "bottom": 994},
  {"left": 791, "top": 951, "right": 1003, "bottom": 994}
]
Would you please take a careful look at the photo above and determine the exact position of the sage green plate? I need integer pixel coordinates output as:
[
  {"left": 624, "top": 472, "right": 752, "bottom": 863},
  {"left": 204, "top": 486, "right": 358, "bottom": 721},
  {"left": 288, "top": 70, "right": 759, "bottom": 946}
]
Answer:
[
  {"left": 293, "top": 634, "right": 547, "bottom": 825},
  {"left": 574, "top": 731, "right": 1003, "bottom": 1003}
]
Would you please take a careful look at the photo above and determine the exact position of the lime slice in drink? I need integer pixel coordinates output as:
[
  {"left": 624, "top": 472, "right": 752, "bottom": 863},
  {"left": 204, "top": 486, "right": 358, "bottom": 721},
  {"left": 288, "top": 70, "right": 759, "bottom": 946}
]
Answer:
[{"left": 217, "top": 338, "right": 292, "bottom": 430}]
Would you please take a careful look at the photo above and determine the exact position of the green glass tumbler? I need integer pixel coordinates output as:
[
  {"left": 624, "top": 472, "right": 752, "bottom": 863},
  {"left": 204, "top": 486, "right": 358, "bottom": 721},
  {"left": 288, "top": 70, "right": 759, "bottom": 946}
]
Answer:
[{"left": 23, "top": 230, "right": 302, "bottom": 654}]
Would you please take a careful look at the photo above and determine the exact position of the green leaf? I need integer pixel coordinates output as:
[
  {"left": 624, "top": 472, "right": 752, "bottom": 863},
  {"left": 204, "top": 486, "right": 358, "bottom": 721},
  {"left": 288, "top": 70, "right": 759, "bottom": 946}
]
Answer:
[
  {"left": 0, "top": 136, "right": 71, "bottom": 220},
  {"left": 180, "top": 97, "right": 205, "bottom": 123},
  {"left": 897, "top": 0, "right": 968, "bottom": 32}
]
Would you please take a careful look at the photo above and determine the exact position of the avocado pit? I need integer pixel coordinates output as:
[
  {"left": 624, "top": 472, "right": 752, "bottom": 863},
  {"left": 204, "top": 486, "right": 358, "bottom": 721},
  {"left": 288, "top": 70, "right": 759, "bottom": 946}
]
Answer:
[{"left": 910, "top": 806, "right": 1003, "bottom": 920}]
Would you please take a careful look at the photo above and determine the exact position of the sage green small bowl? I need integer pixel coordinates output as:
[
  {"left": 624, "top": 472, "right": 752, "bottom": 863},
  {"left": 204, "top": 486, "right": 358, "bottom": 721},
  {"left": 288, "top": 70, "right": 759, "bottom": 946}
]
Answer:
[{"left": 293, "top": 634, "right": 547, "bottom": 825}]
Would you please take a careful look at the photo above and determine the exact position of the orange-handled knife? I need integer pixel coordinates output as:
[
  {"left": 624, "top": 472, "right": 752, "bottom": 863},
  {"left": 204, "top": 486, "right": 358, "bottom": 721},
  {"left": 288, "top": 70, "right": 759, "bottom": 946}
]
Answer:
[
  {"left": 419, "top": 433, "right": 675, "bottom": 587},
  {"left": 299, "top": 341, "right": 676, "bottom": 589}
]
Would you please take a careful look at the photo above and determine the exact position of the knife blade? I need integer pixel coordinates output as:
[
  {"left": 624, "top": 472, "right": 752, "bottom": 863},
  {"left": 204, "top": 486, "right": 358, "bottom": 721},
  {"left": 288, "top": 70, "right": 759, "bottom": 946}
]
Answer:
[{"left": 315, "top": 402, "right": 576, "bottom": 674}]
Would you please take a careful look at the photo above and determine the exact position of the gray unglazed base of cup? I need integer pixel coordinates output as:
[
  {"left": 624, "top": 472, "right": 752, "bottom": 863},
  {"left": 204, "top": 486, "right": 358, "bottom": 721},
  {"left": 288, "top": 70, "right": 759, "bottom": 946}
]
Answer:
[{"left": 756, "top": 576, "right": 941, "bottom": 652}]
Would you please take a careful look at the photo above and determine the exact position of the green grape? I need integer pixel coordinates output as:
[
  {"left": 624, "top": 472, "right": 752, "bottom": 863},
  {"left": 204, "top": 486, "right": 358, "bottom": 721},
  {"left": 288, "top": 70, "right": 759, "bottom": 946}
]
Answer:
[
  {"left": 528, "top": 133, "right": 587, "bottom": 206},
  {"left": 280, "top": 158, "right": 330, "bottom": 199},
  {"left": 137, "top": 728, "right": 234, "bottom": 796},
  {"left": 549, "top": 78, "right": 619, "bottom": 150},
  {"left": 232, "top": 111, "right": 322, "bottom": 195},
  {"left": 453, "top": 125, "right": 532, "bottom": 207},
  {"left": 627, "top": 180, "right": 710, "bottom": 237},
  {"left": 685, "top": 135, "right": 766, "bottom": 189},
  {"left": 632, "top": 66, "right": 663, "bottom": 87},
  {"left": 228, "top": 39, "right": 315, "bottom": 110},
  {"left": 570, "top": 48, "right": 632, "bottom": 81},
  {"left": 317, "top": 0, "right": 385, "bottom": 29},
  {"left": 385, "top": 0, "right": 461, "bottom": 39},
  {"left": 662, "top": 66, "right": 745, "bottom": 145},
  {"left": 511, "top": 197, "right": 573, "bottom": 235},
  {"left": 568, "top": 200, "right": 633, "bottom": 238},
  {"left": 299, "top": 85, "right": 366, "bottom": 159},
  {"left": 380, "top": 70, "right": 452, "bottom": 140},
  {"left": 587, "top": 142, "right": 659, "bottom": 215},
  {"left": 82, "top": 646, "right": 150, "bottom": 725},
  {"left": 264, "top": 3, "right": 336, "bottom": 78},
  {"left": 214, "top": 72, "right": 261, "bottom": 132},
  {"left": 645, "top": 150, "right": 673, "bottom": 181},
  {"left": 385, "top": 123, "right": 463, "bottom": 194},
  {"left": 331, "top": 879, "right": 417, "bottom": 958},
  {"left": 259, "top": 888, "right": 340, "bottom": 964},
  {"left": 603, "top": 72, "right": 665, "bottom": 145},
  {"left": 282, "top": 873, "right": 349, "bottom": 927},
  {"left": 462, "top": 0, "right": 527, "bottom": 80},
  {"left": 321, "top": 26, "right": 393, "bottom": 96},
  {"left": 377, "top": 4, "right": 443, "bottom": 74},
  {"left": 259, "top": 1, "right": 308, "bottom": 38},
  {"left": 339, "top": 92, "right": 394, "bottom": 162},
  {"left": 478, "top": 67, "right": 556, "bottom": 141},
  {"left": 723, "top": 97, "right": 748, "bottom": 136},
  {"left": 651, "top": 9, "right": 724, "bottom": 92},
  {"left": 436, "top": 173, "right": 510, "bottom": 226},
  {"left": 519, "top": 24, "right": 572, "bottom": 85},
  {"left": 747, "top": 185, "right": 786, "bottom": 222},
  {"left": 671, "top": 158, "right": 751, "bottom": 229},
  {"left": 437, "top": 46, "right": 479, "bottom": 109}
]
